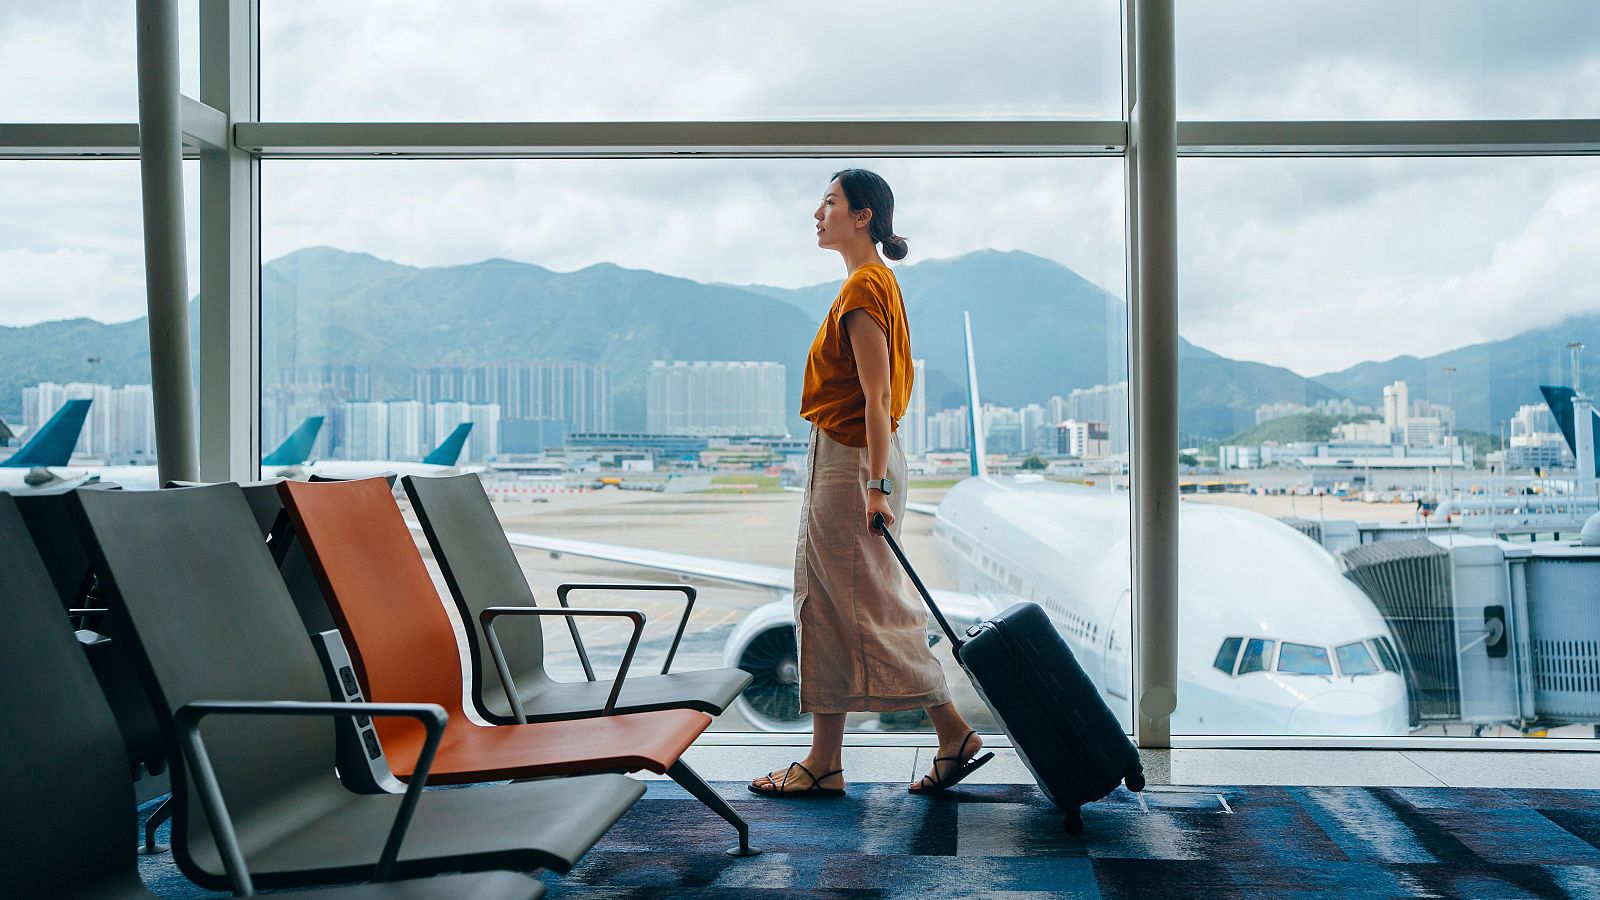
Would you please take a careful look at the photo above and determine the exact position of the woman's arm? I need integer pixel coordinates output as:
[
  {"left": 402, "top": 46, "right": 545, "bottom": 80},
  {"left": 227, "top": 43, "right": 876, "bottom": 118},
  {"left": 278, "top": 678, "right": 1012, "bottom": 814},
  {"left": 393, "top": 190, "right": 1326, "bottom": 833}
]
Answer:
[{"left": 843, "top": 308, "right": 895, "bottom": 533}]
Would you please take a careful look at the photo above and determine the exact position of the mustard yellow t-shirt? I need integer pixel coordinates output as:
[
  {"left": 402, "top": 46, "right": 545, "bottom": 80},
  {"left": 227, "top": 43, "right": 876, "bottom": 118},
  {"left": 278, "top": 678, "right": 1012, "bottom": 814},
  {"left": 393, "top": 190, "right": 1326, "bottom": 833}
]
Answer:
[{"left": 799, "top": 264, "right": 913, "bottom": 448}]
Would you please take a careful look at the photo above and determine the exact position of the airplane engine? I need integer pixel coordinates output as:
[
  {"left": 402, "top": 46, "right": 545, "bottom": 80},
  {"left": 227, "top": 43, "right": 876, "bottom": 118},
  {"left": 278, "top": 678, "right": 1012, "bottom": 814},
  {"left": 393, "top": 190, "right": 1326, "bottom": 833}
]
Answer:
[
  {"left": 722, "top": 598, "right": 810, "bottom": 732},
  {"left": 721, "top": 591, "right": 995, "bottom": 732}
]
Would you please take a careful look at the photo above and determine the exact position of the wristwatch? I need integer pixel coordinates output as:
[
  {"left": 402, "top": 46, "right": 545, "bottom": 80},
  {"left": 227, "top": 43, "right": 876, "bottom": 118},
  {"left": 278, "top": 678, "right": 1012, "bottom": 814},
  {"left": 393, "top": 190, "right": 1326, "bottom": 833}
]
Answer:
[{"left": 866, "top": 478, "right": 893, "bottom": 495}]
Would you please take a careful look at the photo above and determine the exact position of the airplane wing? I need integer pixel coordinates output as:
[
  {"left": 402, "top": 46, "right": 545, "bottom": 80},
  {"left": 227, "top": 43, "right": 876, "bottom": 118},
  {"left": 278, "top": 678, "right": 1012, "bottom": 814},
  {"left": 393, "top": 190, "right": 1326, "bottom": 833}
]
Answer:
[
  {"left": 406, "top": 521, "right": 997, "bottom": 628},
  {"left": 469, "top": 526, "right": 793, "bottom": 593},
  {"left": 906, "top": 501, "right": 938, "bottom": 516}
]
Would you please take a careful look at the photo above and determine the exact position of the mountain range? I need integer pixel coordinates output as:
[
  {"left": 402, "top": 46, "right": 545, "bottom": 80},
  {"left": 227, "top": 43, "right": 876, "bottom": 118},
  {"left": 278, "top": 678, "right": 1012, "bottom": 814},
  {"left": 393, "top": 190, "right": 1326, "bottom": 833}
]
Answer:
[{"left": 1, "top": 247, "right": 1593, "bottom": 441}]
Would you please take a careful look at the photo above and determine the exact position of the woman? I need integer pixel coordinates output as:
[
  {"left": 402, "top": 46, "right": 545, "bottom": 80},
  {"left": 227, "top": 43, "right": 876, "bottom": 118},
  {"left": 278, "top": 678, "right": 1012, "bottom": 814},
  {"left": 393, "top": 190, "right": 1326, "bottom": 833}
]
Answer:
[{"left": 750, "top": 169, "right": 991, "bottom": 798}]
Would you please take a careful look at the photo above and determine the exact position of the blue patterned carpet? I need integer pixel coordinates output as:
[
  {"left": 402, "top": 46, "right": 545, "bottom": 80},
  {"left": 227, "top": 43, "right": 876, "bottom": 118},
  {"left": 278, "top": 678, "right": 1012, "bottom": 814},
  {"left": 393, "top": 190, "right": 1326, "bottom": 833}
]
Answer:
[{"left": 139, "top": 781, "right": 1600, "bottom": 898}]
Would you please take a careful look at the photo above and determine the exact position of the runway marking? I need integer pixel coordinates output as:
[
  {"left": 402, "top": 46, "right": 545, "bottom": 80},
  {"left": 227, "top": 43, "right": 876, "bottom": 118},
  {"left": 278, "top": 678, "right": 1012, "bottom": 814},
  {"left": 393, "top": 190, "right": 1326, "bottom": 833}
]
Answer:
[
  {"left": 1136, "top": 792, "right": 1149, "bottom": 813},
  {"left": 1217, "top": 794, "right": 1233, "bottom": 814}
]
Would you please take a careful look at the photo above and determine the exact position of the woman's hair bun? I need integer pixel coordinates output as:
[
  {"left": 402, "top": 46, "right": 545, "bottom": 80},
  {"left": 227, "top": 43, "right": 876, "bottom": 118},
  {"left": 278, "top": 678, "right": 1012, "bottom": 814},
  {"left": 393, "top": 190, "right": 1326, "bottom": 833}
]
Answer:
[{"left": 881, "top": 234, "right": 909, "bottom": 261}]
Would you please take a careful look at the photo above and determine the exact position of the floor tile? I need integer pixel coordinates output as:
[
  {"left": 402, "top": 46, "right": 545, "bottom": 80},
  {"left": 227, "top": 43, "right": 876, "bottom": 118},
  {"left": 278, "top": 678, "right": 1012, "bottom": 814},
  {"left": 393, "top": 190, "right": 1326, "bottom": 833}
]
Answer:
[
  {"left": 1401, "top": 751, "right": 1600, "bottom": 789},
  {"left": 1170, "top": 749, "right": 1446, "bottom": 786}
]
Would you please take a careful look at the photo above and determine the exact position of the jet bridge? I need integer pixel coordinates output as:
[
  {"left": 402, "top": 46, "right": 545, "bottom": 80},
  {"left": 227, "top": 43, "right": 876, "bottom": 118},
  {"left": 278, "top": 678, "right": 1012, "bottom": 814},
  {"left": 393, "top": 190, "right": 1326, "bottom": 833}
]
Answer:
[{"left": 1338, "top": 533, "right": 1600, "bottom": 730}]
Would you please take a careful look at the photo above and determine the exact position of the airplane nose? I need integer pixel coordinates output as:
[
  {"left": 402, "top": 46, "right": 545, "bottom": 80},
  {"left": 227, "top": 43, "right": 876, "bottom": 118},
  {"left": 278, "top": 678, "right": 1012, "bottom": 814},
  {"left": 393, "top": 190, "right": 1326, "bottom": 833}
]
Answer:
[{"left": 1288, "top": 690, "right": 1397, "bottom": 736}]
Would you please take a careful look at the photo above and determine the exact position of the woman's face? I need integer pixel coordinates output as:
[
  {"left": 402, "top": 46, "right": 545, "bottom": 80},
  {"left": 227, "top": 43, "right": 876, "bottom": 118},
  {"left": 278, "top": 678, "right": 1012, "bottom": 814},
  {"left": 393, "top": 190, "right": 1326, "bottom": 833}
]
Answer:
[{"left": 814, "top": 179, "right": 869, "bottom": 252}]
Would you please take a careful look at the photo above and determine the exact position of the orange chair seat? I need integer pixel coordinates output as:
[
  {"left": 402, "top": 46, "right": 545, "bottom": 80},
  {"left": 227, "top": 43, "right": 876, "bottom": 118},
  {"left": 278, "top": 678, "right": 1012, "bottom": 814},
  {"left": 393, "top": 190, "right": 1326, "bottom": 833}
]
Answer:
[{"left": 384, "top": 708, "right": 712, "bottom": 785}]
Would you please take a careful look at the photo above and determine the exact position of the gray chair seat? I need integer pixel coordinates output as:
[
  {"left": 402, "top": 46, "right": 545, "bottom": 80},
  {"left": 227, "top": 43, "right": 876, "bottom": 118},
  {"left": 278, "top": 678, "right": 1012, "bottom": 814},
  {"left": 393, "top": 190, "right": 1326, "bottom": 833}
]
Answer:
[
  {"left": 185, "top": 775, "right": 642, "bottom": 883},
  {"left": 495, "top": 666, "right": 753, "bottom": 723}
]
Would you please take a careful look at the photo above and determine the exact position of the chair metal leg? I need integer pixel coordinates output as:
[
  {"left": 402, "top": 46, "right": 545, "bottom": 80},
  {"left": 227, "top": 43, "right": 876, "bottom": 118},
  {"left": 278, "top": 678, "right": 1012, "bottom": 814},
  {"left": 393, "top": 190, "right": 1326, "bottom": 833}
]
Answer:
[
  {"left": 666, "top": 759, "right": 760, "bottom": 857},
  {"left": 138, "top": 795, "right": 172, "bottom": 855}
]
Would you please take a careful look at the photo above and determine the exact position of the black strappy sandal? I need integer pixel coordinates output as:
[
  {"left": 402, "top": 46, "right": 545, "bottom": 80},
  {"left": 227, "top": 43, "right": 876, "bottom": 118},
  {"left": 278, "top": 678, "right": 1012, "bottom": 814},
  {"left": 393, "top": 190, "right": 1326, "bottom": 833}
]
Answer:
[
  {"left": 748, "top": 761, "right": 846, "bottom": 798},
  {"left": 909, "top": 731, "right": 994, "bottom": 795}
]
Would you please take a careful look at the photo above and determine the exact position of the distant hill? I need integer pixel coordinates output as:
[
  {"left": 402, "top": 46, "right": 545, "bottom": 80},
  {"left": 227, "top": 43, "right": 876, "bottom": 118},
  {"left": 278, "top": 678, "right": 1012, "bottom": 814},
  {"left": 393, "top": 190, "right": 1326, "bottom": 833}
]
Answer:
[
  {"left": 1208, "top": 413, "right": 1377, "bottom": 451},
  {"left": 263, "top": 249, "right": 819, "bottom": 430},
  {"left": 747, "top": 249, "right": 1340, "bottom": 437},
  {"left": 1312, "top": 315, "right": 1600, "bottom": 433},
  {"left": 10, "top": 246, "right": 1558, "bottom": 443}
]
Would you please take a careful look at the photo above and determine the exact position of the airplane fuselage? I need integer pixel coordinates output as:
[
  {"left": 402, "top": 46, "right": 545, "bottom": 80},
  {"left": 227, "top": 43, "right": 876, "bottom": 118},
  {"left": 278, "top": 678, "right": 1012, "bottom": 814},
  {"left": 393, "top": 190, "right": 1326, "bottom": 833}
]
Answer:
[{"left": 932, "top": 476, "right": 1409, "bottom": 736}]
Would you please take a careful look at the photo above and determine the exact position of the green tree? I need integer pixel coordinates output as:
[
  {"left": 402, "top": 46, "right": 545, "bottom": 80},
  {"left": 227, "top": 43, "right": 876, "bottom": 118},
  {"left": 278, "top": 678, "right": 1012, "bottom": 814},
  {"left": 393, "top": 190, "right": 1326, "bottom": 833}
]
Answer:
[{"left": 1021, "top": 456, "right": 1047, "bottom": 471}]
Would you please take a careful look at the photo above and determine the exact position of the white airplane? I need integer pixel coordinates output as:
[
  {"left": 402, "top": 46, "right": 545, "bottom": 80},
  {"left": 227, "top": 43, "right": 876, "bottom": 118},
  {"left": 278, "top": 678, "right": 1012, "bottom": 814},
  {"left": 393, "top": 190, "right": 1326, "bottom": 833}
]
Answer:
[
  {"left": 291, "top": 422, "right": 476, "bottom": 480},
  {"left": 7, "top": 413, "right": 328, "bottom": 491},
  {"left": 440, "top": 316, "right": 1411, "bottom": 736}
]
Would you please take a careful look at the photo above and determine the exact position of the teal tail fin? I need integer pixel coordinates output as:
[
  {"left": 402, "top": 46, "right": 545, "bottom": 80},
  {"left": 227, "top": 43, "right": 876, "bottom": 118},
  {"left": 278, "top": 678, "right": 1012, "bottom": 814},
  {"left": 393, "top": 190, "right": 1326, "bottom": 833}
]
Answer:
[
  {"left": 0, "top": 399, "right": 91, "bottom": 468},
  {"left": 261, "top": 416, "right": 324, "bottom": 466},
  {"left": 422, "top": 423, "right": 472, "bottom": 466}
]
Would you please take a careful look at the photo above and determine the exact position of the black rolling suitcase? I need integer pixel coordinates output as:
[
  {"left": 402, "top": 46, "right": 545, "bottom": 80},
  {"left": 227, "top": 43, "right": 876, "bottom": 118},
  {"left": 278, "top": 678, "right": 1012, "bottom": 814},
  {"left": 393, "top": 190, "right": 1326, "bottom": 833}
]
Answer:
[{"left": 875, "top": 515, "right": 1143, "bottom": 833}]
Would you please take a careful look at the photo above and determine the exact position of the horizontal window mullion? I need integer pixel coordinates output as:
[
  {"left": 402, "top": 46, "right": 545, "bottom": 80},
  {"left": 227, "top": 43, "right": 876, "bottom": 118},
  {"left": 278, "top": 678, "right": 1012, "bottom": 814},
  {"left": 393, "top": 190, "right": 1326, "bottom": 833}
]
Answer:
[
  {"left": 234, "top": 120, "right": 1129, "bottom": 158},
  {"left": 1179, "top": 119, "right": 1600, "bottom": 157}
]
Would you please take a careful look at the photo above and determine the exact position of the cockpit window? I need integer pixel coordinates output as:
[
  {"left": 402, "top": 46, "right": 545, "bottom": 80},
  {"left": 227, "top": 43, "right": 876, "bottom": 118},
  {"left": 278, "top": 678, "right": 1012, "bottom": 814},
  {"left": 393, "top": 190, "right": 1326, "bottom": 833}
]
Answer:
[
  {"left": 1277, "top": 642, "right": 1333, "bottom": 675},
  {"left": 1369, "top": 636, "right": 1401, "bottom": 673},
  {"left": 1214, "top": 637, "right": 1242, "bottom": 675},
  {"left": 1238, "top": 638, "right": 1274, "bottom": 674},
  {"left": 1335, "top": 641, "right": 1380, "bottom": 676}
]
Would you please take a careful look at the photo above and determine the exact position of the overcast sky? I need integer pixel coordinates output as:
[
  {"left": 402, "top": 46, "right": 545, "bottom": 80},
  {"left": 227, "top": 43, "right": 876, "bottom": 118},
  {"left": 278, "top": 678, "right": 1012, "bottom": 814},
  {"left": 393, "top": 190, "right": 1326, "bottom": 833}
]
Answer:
[{"left": 2, "top": 1, "right": 1597, "bottom": 377}]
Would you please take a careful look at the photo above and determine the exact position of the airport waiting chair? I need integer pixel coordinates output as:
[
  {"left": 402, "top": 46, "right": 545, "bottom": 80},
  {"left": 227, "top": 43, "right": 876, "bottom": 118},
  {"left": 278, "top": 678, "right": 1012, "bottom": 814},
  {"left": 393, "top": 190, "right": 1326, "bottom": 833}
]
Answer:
[
  {"left": 278, "top": 477, "right": 758, "bottom": 857},
  {"left": 11, "top": 481, "right": 174, "bottom": 853},
  {"left": 66, "top": 483, "right": 647, "bottom": 891},
  {"left": 0, "top": 493, "right": 545, "bottom": 899},
  {"left": 402, "top": 472, "right": 752, "bottom": 725}
]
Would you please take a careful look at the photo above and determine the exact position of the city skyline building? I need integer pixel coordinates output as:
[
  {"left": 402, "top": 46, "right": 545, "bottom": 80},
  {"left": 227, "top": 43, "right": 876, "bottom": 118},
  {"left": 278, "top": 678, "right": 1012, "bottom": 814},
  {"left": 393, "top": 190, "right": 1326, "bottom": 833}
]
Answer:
[
  {"left": 905, "top": 358, "right": 927, "bottom": 456},
  {"left": 22, "top": 381, "right": 155, "bottom": 463},
  {"left": 646, "top": 360, "right": 787, "bottom": 437},
  {"left": 415, "top": 361, "right": 611, "bottom": 433}
]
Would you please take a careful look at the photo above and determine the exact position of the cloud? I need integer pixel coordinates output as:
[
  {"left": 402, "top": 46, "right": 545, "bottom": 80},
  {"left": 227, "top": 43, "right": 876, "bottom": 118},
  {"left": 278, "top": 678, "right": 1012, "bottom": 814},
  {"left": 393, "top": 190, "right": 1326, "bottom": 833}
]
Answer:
[
  {"left": 1178, "top": 158, "right": 1599, "bottom": 376},
  {"left": 0, "top": 161, "right": 200, "bottom": 324}
]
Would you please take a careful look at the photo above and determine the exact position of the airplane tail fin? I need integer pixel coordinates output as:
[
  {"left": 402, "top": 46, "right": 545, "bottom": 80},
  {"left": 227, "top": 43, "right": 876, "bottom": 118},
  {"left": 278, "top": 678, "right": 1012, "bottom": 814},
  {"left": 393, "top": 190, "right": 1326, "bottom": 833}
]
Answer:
[
  {"left": 261, "top": 415, "right": 324, "bottom": 466},
  {"left": 0, "top": 399, "right": 91, "bottom": 468},
  {"left": 963, "top": 311, "right": 988, "bottom": 479},
  {"left": 1539, "top": 384, "right": 1600, "bottom": 472},
  {"left": 422, "top": 422, "right": 473, "bottom": 466},
  {"left": 0, "top": 415, "right": 15, "bottom": 446}
]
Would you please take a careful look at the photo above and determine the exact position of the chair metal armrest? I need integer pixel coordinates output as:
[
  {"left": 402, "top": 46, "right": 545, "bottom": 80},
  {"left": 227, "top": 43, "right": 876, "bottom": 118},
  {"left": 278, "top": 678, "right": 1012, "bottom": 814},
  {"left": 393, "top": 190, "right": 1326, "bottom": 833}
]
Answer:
[
  {"left": 479, "top": 606, "right": 645, "bottom": 721},
  {"left": 555, "top": 583, "right": 697, "bottom": 676},
  {"left": 173, "top": 699, "right": 448, "bottom": 895}
]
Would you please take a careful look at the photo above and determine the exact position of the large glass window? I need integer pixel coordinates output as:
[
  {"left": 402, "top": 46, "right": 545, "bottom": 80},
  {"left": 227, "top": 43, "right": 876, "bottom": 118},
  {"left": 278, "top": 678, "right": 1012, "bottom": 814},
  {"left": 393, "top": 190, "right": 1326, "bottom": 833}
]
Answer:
[
  {"left": 261, "top": 156, "right": 1129, "bottom": 733},
  {"left": 0, "top": 161, "right": 200, "bottom": 487},
  {"left": 261, "top": 1, "right": 1122, "bottom": 122},
  {"left": 1178, "top": 1, "right": 1600, "bottom": 120},
  {"left": 1177, "top": 156, "right": 1600, "bottom": 739}
]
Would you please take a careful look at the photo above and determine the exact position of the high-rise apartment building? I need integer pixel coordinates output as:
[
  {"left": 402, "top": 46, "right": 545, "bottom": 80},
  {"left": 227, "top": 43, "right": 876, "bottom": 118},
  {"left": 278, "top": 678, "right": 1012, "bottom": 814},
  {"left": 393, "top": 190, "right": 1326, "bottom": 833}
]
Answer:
[
  {"left": 1063, "top": 382, "right": 1129, "bottom": 454},
  {"left": 928, "top": 407, "right": 968, "bottom": 451},
  {"left": 386, "top": 400, "right": 426, "bottom": 460},
  {"left": 341, "top": 401, "right": 390, "bottom": 459},
  {"left": 23, "top": 382, "right": 154, "bottom": 462},
  {"left": 646, "top": 361, "right": 787, "bottom": 436},
  {"left": 415, "top": 362, "right": 611, "bottom": 433},
  {"left": 904, "top": 358, "right": 927, "bottom": 456},
  {"left": 1382, "top": 381, "right": 1410, "bottom": 443}
]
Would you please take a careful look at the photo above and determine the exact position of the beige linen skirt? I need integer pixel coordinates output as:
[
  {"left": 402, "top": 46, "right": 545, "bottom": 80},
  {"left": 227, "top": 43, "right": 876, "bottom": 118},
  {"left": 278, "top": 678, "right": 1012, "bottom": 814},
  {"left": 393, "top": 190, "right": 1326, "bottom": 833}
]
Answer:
[{"left": 793, "top": 427, "right": 952, "bottom": 714}]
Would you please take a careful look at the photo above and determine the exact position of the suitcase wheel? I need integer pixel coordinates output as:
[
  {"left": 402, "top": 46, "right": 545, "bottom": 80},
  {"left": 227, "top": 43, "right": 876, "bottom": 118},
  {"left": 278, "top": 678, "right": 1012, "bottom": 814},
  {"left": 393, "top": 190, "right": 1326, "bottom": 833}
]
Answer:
[
  {"left": 1062, "top": 810, "right": 1084, "bottom": 835},
  {"left": 1124, "top": 771, "right": 1145, "bottom": 792}
]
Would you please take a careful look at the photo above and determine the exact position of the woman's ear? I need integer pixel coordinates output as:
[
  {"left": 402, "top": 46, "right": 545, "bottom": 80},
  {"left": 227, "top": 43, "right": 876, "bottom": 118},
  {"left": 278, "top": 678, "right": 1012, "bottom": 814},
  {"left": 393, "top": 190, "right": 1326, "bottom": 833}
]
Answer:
[{"left": 855, "top": 206, "right": 873, "bottom": 231}]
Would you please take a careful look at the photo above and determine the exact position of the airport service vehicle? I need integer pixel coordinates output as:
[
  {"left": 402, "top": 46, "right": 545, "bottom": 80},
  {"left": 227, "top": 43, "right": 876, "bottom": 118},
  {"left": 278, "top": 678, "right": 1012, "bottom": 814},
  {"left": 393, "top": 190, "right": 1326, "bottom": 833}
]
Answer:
[{"left": 498, "top": 316, "right": 1410, "bottom": 737}]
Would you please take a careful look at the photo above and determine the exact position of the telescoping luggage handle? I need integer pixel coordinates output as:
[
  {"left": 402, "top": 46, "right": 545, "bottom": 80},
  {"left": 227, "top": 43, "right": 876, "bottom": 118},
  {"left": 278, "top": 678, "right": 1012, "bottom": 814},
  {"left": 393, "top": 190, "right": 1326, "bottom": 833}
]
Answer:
[{"left": 873, "top": 512, "right": 965, "bottom": 652}]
